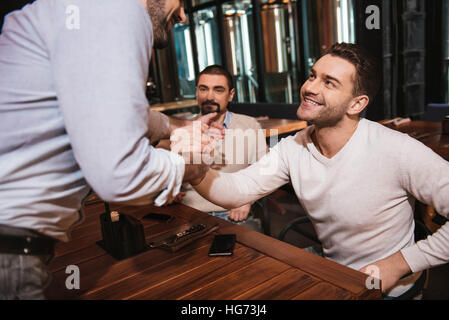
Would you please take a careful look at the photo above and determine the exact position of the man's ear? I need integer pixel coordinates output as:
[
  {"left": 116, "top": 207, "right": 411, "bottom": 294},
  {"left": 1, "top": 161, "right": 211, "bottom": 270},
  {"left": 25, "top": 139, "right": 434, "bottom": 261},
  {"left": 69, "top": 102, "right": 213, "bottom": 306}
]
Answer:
[
  {"left": 348, "top": 95, "right": 369, "bottom": 116},
  {"left": 228, "top": 88, "right": 235, "bottom": 102}
]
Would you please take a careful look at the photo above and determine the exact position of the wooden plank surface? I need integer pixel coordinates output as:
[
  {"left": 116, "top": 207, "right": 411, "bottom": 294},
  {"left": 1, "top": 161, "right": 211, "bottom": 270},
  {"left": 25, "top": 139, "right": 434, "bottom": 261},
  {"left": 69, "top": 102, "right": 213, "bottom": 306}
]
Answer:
[
  {"left": 45, "top": 201, "right": 381, "bottom": 300},
  {"left": 150, "top": 99, "right": 197, "bottom": 112},
  {"left": 291, "top": 282, "right": 355, "bottom": 300},
  {"left": 215, "top": 223, "right": 378, "bottom": 299},
  {"left": 234, "top": 268, "right": 320, "bottom": 300},
  {"left": 258, "top": 119, "right": 308, "bottom": 137},
  {"left": 123, "top": 246, "right": 263, "bottom": 300},
  {"left": 173, "top": 256, "right": 291, "bottom": 300}
]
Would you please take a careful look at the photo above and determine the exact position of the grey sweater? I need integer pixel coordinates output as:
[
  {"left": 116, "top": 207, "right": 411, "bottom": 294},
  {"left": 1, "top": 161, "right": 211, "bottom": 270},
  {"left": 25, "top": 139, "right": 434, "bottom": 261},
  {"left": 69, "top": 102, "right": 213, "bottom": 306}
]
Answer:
[{"left": 0, "top": 0, "right": 184, "bottom": 241}]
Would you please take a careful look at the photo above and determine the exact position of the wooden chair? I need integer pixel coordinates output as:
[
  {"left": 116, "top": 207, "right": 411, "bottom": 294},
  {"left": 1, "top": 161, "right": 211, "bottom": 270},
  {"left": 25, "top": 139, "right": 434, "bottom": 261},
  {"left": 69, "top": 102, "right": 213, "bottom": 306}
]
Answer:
[{"left": 423, "top": 103, "right": 449, "bottom": 122}]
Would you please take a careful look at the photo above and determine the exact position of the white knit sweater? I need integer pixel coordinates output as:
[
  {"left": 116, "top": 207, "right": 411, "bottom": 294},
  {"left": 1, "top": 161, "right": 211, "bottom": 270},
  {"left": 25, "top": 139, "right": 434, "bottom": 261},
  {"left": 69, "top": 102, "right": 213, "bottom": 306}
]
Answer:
[{"left": 196, "top": 118, "right": 449, "bottom": 277}]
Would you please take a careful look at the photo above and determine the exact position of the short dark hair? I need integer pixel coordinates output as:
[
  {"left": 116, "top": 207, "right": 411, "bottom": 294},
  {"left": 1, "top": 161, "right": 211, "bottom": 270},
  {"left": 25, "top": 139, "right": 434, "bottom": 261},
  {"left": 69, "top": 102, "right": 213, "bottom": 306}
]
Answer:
[
  {"left": 197, "top": 65, "right": 234, "bottom": 90},
  {"left": 324, "top": 43, "right": 381, "bottom": 104}
]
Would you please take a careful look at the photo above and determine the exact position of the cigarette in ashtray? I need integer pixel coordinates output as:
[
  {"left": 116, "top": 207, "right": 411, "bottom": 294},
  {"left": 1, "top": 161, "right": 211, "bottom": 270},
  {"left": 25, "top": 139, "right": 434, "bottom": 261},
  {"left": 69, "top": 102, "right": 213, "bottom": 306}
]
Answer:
[{"left": 110, "top": 211, "right": 120, "bottom": 222}]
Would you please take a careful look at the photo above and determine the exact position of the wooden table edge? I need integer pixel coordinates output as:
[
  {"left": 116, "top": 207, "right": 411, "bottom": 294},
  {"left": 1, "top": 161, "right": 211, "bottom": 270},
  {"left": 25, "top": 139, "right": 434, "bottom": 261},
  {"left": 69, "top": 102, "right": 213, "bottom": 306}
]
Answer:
[{"left": 212, "top": 220, "right": 381, "bottom": 299}]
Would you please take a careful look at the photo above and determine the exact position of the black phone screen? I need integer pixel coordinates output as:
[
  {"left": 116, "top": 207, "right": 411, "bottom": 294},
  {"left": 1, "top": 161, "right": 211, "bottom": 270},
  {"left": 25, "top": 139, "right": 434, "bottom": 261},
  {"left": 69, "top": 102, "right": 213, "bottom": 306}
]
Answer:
[
  {"left": 142, "top": 213, "right": 173, "bottom": 222},
  {"left": 208, "top": 234, "right": 236, "bottom": 256}
]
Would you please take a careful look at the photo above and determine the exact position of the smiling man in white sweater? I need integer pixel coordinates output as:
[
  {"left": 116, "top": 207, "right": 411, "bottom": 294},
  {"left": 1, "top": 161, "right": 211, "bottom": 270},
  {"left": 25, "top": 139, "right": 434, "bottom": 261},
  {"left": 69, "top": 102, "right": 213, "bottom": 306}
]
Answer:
[{"left": 186, "top": 43, "right": 449, "bottom": 298}]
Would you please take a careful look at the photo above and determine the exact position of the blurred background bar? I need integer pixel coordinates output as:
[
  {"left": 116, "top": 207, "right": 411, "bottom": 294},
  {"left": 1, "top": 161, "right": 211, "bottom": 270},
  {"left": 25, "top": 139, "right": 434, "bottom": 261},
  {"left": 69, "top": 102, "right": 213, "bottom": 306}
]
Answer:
[
  {"left": 2, "top": 0, "right": 449, "bottom": 119},
  {"left": 141, "top": 0, "right": 449, "bottom": 120}
]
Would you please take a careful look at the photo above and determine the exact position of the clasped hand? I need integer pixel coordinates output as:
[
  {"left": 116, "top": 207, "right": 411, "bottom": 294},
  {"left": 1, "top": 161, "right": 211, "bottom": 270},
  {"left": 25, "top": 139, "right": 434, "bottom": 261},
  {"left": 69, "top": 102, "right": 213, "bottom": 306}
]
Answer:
[{"left": 170, "top": 112, "right": 224, "bottom": 185}]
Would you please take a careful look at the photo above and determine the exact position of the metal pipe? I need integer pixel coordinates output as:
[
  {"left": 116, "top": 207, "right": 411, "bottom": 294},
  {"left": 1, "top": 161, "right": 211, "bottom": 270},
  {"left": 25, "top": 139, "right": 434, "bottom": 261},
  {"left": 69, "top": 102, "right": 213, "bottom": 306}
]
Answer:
[
  {"left": 251, "top": 0, "right": 267, "bottom": 102},
  {"left": 222, "top": 13, "right": 240, "bottom": 76},
  {"left": 444, "top": 0, "right": 449, "bottom": 60},
  {"left": 186, "top": 1, "right": 200, "bottom": 78},
  {"left": 444, "top": 0, "right": 449, "bottom": 102}
]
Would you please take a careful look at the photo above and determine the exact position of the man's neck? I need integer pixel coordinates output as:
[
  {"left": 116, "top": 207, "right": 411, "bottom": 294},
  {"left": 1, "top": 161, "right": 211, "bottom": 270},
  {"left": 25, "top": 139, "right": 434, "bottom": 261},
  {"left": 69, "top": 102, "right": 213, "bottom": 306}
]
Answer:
[
  {"left": 198, "top": 111, "right": 227, "bottom": 125},
  {"left": 216, "top": 111, "right": 227, "bottom": 125},
  {"left": 311, "top": 118, "right": 361, "bottom": 159}
]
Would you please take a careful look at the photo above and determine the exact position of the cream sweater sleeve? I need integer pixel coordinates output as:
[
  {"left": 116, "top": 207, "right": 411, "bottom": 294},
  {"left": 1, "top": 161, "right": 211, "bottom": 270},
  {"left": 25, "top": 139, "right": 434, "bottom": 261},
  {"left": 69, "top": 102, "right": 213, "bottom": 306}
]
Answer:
[
  {"left": 399, "top": 136, "right": 449, "bottom": 272},
  {"left": 194, "top": 138, "right": 291, "bottom": 209}
]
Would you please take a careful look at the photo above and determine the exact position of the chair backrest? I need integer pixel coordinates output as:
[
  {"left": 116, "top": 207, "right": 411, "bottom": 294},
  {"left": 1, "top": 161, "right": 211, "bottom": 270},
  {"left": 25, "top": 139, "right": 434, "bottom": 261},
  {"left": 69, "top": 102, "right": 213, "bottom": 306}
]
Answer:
[
  {"left": 228, "top": 102, "right": 300, "bottom": 120},
  {"left": 423, "top": 103, "right": 449, "bottom": 122}
]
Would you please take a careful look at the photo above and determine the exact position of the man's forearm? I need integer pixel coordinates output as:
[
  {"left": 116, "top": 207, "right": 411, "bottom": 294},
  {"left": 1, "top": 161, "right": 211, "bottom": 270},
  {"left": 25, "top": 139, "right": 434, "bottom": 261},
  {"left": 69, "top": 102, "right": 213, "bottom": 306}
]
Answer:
[
  {"left": 193, "top": 170, "right": 242, "bottom": 209},
  {"left": 194, "top": 145, "right": 290, "bottom": 209},
  {"left": 184, "top": 164, "right": 209, "bottom": 183},
  {"left": 168, "top": 117, "right": 189, "bottom": 134},
  {"left": 359, "top": 251, "right": 412, "bottom": 293},
  {"left": 193, "top": 169, "right": 266, "bottom": 210},
  {"left": 400, "top": 221, "right": 449, "bottom": 272},
  {"left": 147, "top": 110, "right": 190, "bottom": 144}
]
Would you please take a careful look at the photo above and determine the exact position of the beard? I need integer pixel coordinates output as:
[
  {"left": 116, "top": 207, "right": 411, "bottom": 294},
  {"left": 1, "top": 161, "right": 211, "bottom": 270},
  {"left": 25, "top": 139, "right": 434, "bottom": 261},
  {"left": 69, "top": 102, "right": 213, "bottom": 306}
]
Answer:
[
  {"left": 298, "top": 96, "right": 350, "bottom": 129},
  {"left": 308, "top": 104, "right": 347, "bottom": 128},
  {"left": 147, "top": 0, "right": 170, "bottom": 49},
  {"left": 200, "top": 100, "right": 221, "bottom": 115}
]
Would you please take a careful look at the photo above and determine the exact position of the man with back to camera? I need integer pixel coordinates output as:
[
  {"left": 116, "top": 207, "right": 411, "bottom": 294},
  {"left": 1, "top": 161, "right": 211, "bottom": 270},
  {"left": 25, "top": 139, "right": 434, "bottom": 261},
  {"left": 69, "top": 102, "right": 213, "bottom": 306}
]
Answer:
[
  {"left": 179, "top": 65, "right": 268, "bottom": 231},
  {"left": 0, "top": 0, "right": 221, "bottom": 299},
  {"left": 176, "top": 42, "right": 449, "bottom": 298}
]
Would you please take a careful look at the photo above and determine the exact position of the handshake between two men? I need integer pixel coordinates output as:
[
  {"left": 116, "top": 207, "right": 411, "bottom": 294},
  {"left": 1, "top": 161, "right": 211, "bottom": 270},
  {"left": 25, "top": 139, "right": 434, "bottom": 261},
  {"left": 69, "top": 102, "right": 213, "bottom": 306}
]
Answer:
[{"left": 171, "top": 112, "right": 225, "bottom": 189}]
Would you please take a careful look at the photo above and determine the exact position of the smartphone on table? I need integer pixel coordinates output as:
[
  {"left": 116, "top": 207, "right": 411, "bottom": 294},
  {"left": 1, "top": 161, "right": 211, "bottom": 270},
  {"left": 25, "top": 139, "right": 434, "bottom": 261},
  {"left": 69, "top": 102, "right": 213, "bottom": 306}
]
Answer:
[
  {"left": 142, "top": 213, "right": 174, "bottom": 223},
  {"left": 208, "top": 234, "right": 236, "bottom": 256}
]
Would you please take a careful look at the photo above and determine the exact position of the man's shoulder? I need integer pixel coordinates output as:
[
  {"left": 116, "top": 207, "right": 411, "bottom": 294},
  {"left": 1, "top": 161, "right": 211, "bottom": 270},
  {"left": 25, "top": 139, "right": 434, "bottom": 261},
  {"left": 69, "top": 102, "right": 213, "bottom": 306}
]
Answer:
[
  {"left": 361, "top": 118, "right": 410, "bottom": 142},
  {"left": 5, "top": 0, "right": 151, "bottom": 36},
  {"left": 16, "top": 0, "right": 144, "bottom": 14},
  {"left": 358, "top": 118, "right": 427, "bottom": 157},
  {"left": 229, "top": 112, "right": 261, "bottom": 129}
]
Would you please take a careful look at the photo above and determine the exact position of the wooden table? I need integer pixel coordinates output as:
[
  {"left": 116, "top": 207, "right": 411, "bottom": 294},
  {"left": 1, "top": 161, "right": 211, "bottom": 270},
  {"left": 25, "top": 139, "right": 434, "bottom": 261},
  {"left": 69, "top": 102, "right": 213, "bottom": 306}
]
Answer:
[
  {"left": 44, "top": 199, "right": 380, "bottom": 300},
  {"left": 381, "top": 120, "right": 449, "bottom": 159},
  {"left": 150, "top": 99, "right": 198, "bottom": 115},
  {"left": 258, "top": 119, "right": 308, "bottom": 137}
]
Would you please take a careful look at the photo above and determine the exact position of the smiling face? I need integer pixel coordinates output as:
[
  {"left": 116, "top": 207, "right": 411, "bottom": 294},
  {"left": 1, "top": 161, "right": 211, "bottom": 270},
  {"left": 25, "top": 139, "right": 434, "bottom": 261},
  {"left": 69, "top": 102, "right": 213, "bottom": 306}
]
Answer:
[
  {"left": 146, "top": 0, "right": 186, "bottom": 49},
  {"left": 196, "top": 74, "right": 235, "bottom": 121},
  {"left": 297, "top": 54, "right": 360, "bottom": 128}
]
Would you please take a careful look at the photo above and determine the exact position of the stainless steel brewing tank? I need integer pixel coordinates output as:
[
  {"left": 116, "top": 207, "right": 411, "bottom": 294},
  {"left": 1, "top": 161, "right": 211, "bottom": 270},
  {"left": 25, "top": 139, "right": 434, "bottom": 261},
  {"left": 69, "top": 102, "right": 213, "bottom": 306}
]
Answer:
[
  {"left": 260, "top": 4, "right": 288, "bottom": 73},
  {"left": 222, "top": 12, "right": 241, "bottom": 76}
]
